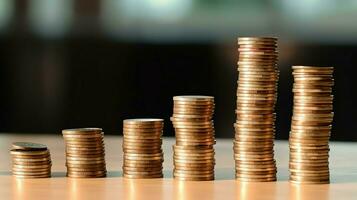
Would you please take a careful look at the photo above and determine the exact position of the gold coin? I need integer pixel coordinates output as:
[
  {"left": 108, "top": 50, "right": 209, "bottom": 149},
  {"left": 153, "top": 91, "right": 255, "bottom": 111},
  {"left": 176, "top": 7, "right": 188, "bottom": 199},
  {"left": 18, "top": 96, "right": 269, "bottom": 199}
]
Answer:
[
  {"left": 65, "top": 164, "right": 106, "bottom": 169},
  {"left": 175, "top": 141, "right": 216, "bottom": 146},
  {"left": 173, "top": 176, "right": 214, "bottom": 181},
  {"left": 173, "top": 149, "right": 214, "bottom": 154},
  {"left": 10, "top": 149, "right": 50, "bottom": 156},
  {"left": 12, "top": 157, "right": 51, "bottom": 162},
  {"left": 123, "top": 174, "right": 163, "bottom": 179},
  {"left": 123, "top": 163, "right": 163, "bottom": 168},
  {"left": 67, "top": 171, "right": 106, "bottom": 175},
  {"left": 12, "top": 142, "right": 47, "bottom": 151},
  {"left": 235, "top": 177, "right": 276, "bottom": 182},
  {"left": 174, "top": 169, "right": 214, "bottom": 175},
  {"left": 235, "top": 173, "right": 276, "bottom": 179},
  {"left": 123, "top": 118, "right": 163, "bottom": 124},
  {"left": 173, "top": 154, "right": 214, "bottom": 160},
  {"left": 123, "top": 160, "right": 163, "bottom": 165},
  {"left": 123, "top": 128, "right": 163, "bottom": 133},
  {"left": 12, "top": 171, "right": 51, "bottom": 176},
  {"left": 171, "top": 114, "right": 212, "bottom": 120},
  {"left": 123, "top": 165, "right": 162, "bottom": 171},
  {"left": 62, "top": 128, "right": 102, "bottom": 134},
  {"left": 173, "top": 163, "right": 215, "bottom": 168},
  {"left": 12, "top": 167, "right": 51, "bottom": 172},
  {"left": 123, "top": 168, "right": 162, "bottom": 174},
  {"left": 173, "top": 95, "right": 214, "bottom": 101},
  {"left": 174, "top": 159, "right": 214, "bottom": 164},
  {"left": 66, "top": 159, "right": 105, "bottom": 164},
  {"left": 173, "top": 172, "right": 214, "bottom": 178},
  {"left": 12, "top": 163, "right": 51, "bottom": 169},
  {"left": 67, "top": 174, "right": 106, "bottom": 178}
]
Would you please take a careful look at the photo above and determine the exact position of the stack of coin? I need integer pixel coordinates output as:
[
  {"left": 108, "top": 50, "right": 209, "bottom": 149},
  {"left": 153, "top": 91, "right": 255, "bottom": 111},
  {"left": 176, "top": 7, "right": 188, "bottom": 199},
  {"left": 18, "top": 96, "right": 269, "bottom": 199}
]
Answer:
[
  {"left": 10, "top": 142, "right": 51, "bottom": 178},
  {"left": 122, "top": 119, "right": 164, "bottom": 179},
  {"left": 62, "top": 128, "right": 106, "bottom": 178},
  {"left": 171, "top": 95, "right": 215, "bottom": 181},
  {"left": 289, "top": 66, "right": 334, "bottom": 184},
  {"left": 234, "top": 37, "right": 279, "bottom": 182}
]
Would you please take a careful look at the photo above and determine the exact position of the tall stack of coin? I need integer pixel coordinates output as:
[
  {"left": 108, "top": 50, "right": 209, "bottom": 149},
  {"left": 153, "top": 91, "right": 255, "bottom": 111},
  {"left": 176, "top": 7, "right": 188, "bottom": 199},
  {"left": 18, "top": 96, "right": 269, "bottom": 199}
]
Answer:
[
  {"left": 122, "top": 119, "right": 164, "bottom": 179},
  {"left": 62, "top": 128, "right": 106, "bottom": 178},
  {"left": 10, "top": 142, "right": 51, "bottom": 178},
  {"left": 234, "top": 37, "right": 279, "bottom": 182},
  {"left": 171, "top": 95, "right": 215, "bottom": 181},
  {"left": 289, "top": 66, "right": 334, "bottom": 184}
]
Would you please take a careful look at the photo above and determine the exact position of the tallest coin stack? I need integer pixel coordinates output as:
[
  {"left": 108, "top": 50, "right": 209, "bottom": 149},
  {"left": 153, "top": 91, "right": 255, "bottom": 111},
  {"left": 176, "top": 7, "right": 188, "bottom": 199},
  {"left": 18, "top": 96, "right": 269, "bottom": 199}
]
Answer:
[{"left": 234, "top": 37, "right": 279, "bottom": 182}]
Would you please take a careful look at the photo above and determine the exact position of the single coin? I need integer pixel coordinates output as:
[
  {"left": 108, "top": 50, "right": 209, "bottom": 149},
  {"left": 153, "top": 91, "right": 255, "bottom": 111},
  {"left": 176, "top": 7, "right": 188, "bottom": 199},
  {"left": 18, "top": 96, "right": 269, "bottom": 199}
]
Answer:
[
  {"left": 12, "top": 171, "right": 51, "bottom": 176},
  {"left": 10, "top": 149, "right": 50, "bottom": 156},
  {"left": 67, "top": 174, "right": 106, "bottom": 178},
  {"left": 12, "top": 167, "right": 51, "bottom": 172},
  {"left": 235, "top": 177, "right": 276, "bottom": 182},
  {"left": 62, "top": 128, "right": 102, "bottom": 134},
  {"left": 173, "top": 144, "right": 213, "bottom": 149},
  {"left": 123, "top": 174, "right": 163, "bottom": 179},
  {"left": 12, "top": 142, "right": 47, "bottom": 150},
  {"left": 174, "top": 176, "right": 214, "bottom": 181},
  {"left": 123, "top": 163, "right": 163, "bottom": 169},
  {"left": 173, "top": 95, "right": 214, "bottom": 101}
]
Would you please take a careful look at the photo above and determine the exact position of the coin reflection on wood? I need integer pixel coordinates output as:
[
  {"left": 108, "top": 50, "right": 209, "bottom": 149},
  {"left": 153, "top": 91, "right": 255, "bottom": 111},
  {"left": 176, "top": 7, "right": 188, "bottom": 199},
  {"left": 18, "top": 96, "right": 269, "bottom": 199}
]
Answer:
[
  {"left": 10, "top": 142, "right": 52, "bottom": 178},
  {"left": 171, "top": 95, "right": 215, "bottom": 181},
  {"left": 122, "top": 119, "right": 164, "bottom": 179},
  {"left": 289, "top": 66, "right": 334, "bottom": 184},
  {"left": 62, "top": 128, "right": 107, "bottom": 178},
  {"left": 234, "top": 37, "right": 279, "bottom": 182}
]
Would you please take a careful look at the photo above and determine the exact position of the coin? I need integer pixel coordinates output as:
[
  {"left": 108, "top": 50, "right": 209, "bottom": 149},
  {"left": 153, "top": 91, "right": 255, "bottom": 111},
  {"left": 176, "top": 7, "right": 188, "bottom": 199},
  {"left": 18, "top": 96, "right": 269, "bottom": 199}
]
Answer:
[
  {"left": 171, "top": 96, "right": 215, "bottom": 181},
  {"left": 233, "top": 37, "right": 278, "bottom": 182},
  {"left": 12, "top": 142, "right": 47, "bottom": 151},
  {"left": 122, "top": 118, "right": 164, "bottom": 179},
  {"left": 62, "top": 128, "right": 107, "bottom": 178},
  {"left": 124, "top": 174, "right": 163, "bottom": 179},
  {"left": 288, "top": 66, "right": 333, "bottom": 184},
  {"left": 62, "top": 128, "right": 102, "bottom": 134},
  {"left": 10, "top": 143, "right": 51, "bottom": 178}
]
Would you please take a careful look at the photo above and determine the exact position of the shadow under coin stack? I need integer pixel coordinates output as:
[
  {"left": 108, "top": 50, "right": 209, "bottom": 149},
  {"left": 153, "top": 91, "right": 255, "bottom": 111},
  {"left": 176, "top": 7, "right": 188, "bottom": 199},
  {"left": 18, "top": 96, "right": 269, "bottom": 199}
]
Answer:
[
  {"left": 171, "top": 96, "right": 215, "bottom": 181},
  {"left": 289, "top": 66, "right": 334, "bottom": 184},
  {"left": 10, "top": 142, "right": 51, "bottom": 178},
  {"left": 234, "top": 37, "right": 279, "bottom": 182},
  {"left": 122, "top": 119, "right": 164, "bottom": 179},
  {"left": 62, "top": 128, "right": 107, "bottom": 178}
]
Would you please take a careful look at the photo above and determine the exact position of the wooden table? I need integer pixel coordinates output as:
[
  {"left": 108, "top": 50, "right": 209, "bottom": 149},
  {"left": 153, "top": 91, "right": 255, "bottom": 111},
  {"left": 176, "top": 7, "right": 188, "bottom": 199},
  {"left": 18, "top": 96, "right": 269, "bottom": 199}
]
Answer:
[{"left": 0, "top": 134, "right": 356, "bottom": 200}]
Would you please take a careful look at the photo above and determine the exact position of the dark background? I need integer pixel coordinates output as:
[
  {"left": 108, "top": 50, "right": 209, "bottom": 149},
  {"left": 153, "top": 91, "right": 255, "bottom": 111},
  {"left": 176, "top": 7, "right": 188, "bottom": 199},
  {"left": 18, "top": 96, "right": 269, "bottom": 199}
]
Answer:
[{"left": 0, "top": 0, "right": 356, "bottom": 140}]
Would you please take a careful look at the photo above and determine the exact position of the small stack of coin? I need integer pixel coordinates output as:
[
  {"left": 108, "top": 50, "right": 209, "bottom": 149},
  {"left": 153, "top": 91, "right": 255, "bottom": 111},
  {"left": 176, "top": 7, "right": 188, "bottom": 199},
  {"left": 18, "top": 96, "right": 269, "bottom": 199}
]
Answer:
[
  {"left": 171, "top": 95, "right": 215, "bottom": 181},
  {"left": 122, "top": 119, "right": 164, "bottom": 179},
  {"left": 234, "top": 37, "right": 279, "bottom": 182},
  {"left": 289, "top": 66, "right": 334, "bottom": 184},
  {"left": 10, "top": 142, "right": 52, "bottom": 178},
  {"left": 62, "top": 128, "right": 106, "bottom": 178}
]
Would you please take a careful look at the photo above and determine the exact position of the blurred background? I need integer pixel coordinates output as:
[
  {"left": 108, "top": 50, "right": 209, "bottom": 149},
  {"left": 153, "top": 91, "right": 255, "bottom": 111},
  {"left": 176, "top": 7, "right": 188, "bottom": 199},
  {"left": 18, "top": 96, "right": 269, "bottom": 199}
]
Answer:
[{"left": 0, "top": 0, "right": 356, "bottom": 140}]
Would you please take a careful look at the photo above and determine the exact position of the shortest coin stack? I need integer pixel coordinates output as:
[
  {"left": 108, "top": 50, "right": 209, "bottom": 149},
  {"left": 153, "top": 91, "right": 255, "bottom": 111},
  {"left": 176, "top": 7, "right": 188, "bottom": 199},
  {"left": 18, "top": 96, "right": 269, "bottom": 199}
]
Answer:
[
  {"left": 62, "top": 128, "right": 107, "bottom": 178},
  {"left": 123, "top": 119, "right": 164, "bottom": 179},
  {"left": 10, "top": 142, "right": 52, "bottom": 178},
  {"left": 171, "top": 95, "right": 216, "bottom": 181}
]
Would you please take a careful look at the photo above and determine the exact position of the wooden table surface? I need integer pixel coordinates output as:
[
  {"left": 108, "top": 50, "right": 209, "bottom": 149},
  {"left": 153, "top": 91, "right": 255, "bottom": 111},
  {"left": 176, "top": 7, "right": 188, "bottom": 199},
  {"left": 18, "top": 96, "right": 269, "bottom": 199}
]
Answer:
[{"left": 0, "top": 134, "right": 356, "bottom": 200}]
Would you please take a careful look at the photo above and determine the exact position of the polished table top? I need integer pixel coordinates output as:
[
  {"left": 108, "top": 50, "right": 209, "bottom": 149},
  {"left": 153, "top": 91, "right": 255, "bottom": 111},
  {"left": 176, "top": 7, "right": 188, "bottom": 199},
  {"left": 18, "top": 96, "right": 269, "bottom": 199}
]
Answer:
[{"left": 0, "top": 134, "right": 356, "bottom": 200}]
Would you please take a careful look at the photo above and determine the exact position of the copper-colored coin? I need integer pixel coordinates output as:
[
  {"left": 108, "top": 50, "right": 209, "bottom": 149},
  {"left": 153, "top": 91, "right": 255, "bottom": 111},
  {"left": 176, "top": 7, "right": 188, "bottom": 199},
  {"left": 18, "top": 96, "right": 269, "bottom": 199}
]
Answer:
[
  {"left": 12, "top": 142, "right": 47, "bottom": 151},
  {"left": 62, "top": 128, "right": 102, "bottom": 134},
  {"left": 124, "top": 174, "right": 163, "bottom": 179}
]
